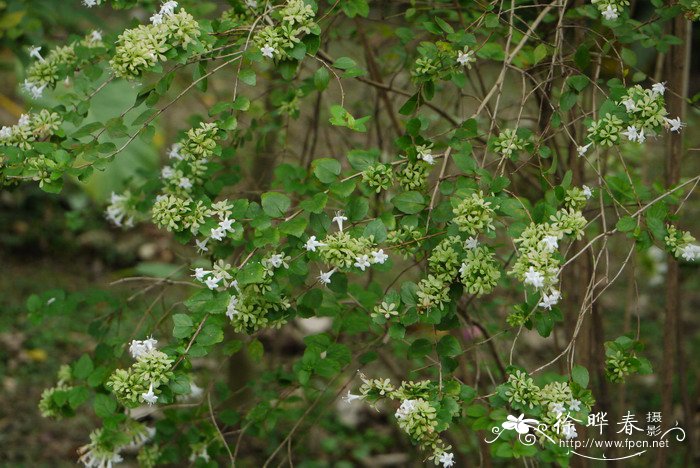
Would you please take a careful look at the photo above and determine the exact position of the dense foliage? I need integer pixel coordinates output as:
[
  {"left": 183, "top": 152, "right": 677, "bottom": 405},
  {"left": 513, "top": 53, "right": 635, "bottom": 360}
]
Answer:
[{"left": 1, "top": 0, "right": 698, "bottom": 466}]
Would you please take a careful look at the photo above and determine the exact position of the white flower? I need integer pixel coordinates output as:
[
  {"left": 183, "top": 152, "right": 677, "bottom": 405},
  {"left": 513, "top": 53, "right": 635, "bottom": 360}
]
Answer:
[
  {"left": 268, "top": 253, "right": 287, "bottom": 269},
  {"left": 416, "top": 145, "right": 434, "bottom": 165},
  {"left": 539, "top": 289, "right": 561, "bottom": 310},
  {"left": 219, "top": 217, "right": 235, "bottom": 232},
  {"left": 636, "top": 128, "right": 646, "bottom": 143},
  {"left": 569, "top": 399, "right": 581, "bottom": 412},
  {"left": 195, "top": 238, "right": 209, "bottom": 253},
  {"left": 464, "top": 236, "right": 479, "bottom": 250},
  {"left": 150, "top": 12, "right": 164, "bottom": 25},
  {"left": 226, "top": 295, "right": 239, "bottom": 320},
  {"left": 160, "top": 1, "right": 178, "bottom": 16},
  {"left": 90, "top": 30, "right": 103, "bottom": 42},
  {"left": 343, "top": 391, "right": 363, "bottom": 403},
  {"left": 179, "top": 177, "right": 192, "bottom": 189},
  {"left": 371, "top": 249, "right": 389, "bottom": 264},
  {"left": 582, "top": 185, "right": 592, "bottom": 199},
  {"left": 18, "top": 114, "right": 30, "bottom": 126},
  {"left": 602, "top": 5, "right": 618, "bottom": 20},
  {"left": 540, "top": 235, "right": 559, "bottom": 253},
  {"left": 161, "top": 166, "right": 174, "bottom": 179},
  {"left": 318, "top": 269, "right": 335, "bottom": 285},
  {"left": 168, "top": 143, "right": 183, "bottom": 160},
  {"left": 22, "top": 79, "right": 46, "bottom": 99},
  {"left": 28, "top": 46, "right": 44, "bottom": 62},
  {"left": 129, "top": 340, "right": 148, "bottom": 359},
  {"left": 439, "top": 452, "right": 455, "bottom": 468},
  {"left": 305, "top": 235, "right": 327, "bottom": 252},
  {"left": 82, "top": 0, "right": 97, "bottom": 7},
  {"left": 261, "top": 44, "right": 276, "bottom": 59},
  {"left": 550, "top": 402, "right": 566, "bottom": 416},
  {"left": 204, "top": 275, "right": 222, "bottom": 290},
  {"left": 192, "top": 268, "right": 210, "bottom": 281},
  {"left": 142, "top": 383, "right": 158, "bottom": 405},
  {"left": 664, "top": 117, "right": 683, "bottom": 133},
  {"left": 395, "top": 399, "right": 416, "bottom": 420},
  {"left": 332, "top": 211, "right": 348, "bottom": 232},
  {"left": 457, "top": 49, "right": 475, "bottom": 68},
  {"left": 0, "top": 126, "right": 11, "bottom": 139},
  {"left": 563, "top": 422, "right": 578, "bottom": 440},
  {"left": 652, "top": 82, "right": 666, "bottom": 96},
  {"left": 577, "top": 143, "right": 591, "bottom": 157},
  {"left": 621, "top": 125, "right": 639, "bottom": 142},
  {"left": 621, "top": 98, "right": 637, "bottom": 113},
  {"left": 246, "top": 0, "right": 258, "bottom": 7},
  {"left": 524, "top": 266, "right": 545, "bottom": 289},
  {"left": 681, "top": 245, "right": 700, "bottom": 262},
  {"left": 353, "top": 254, "right": 371, "bottom": 271},
  {"left": 78, "top": 441, "right": 123, "bottom": 468},
  {"left": 210, "top": 227, "right": 226, "bottom": 241},
  {"left": 143, "top": 336, "right": 157, "bottom": 349}
]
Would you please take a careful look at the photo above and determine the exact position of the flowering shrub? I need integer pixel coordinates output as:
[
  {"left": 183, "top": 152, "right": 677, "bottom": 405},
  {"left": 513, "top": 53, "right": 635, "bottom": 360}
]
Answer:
[{"left": 3, "top": 0, "right": 698, "bottom": 466}]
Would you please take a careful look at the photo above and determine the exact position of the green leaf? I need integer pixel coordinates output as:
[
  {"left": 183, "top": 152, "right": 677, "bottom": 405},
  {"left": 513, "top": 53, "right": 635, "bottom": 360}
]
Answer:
[
  {"left": 73, "top": 354, "right": 94, "bottom": 380},
  {"left": 248, "top": 339, "right": 264, "bottom": 361},
  {"left": 572, "top": 364, "right": 589, "bottom": 388},
  {"left": 392, "top": 191, "right": 426, "bottom": 214},
  {"left": 363, "top": 219, "right": 387, "bottom": 243},
  {"left": 93, "top": 393, "right": 117, "bottom": 418},
  {"left": 239, "top": 68, "right": 256, "bottom": 86},
  {"left": 314, "top": 67, "right": 330, "bottom": 91},
  {"left": 437, "top": 335, "right": 461, "bottom": 357},
  {"left": 172, "top": 313, "right": 194, "bottom": 339},
  {"left": 238, "top": 262, "right": 266, "bottom": 285},
  {"left": 279, "top": 216, "right": 308, "bottom": 237},
  {"left": 312, "top": 158, "right": 342, "bottom": 184},
  {"left": 408, "top": 338, "right": 432, "bottom": 359},
  {"left": 333, "top": 57, "right": 357, "bottom": 70},
  {"left": 299, "top": 193, "right": 328, "bottom": 213},
  {"left": 616, "top": 216, "right": 637, "bottom": 232},
  {"left": 261, "top": 192, "right": 291, "bottom": 217}
]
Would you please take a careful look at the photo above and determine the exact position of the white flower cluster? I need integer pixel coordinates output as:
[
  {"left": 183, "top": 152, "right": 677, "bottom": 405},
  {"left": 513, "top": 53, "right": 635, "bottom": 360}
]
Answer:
[
  {"left": 150, "top": 1, "right": 179, "bottom": 25},
  {"left": 192, "top": 260, "right": 236, "bottom": 291},
  {"left": 105, "top": 191, "right": 136, "bottom": 228}
]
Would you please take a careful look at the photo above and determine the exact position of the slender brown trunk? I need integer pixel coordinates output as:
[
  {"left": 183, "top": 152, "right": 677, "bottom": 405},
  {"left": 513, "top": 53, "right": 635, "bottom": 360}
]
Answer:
[{"left": 657, "top": 15, "right": 691, "bottom": 468}]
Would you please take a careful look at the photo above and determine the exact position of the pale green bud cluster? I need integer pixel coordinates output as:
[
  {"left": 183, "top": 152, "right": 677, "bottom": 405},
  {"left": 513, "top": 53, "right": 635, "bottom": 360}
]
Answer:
[
  {"left": 387, "top": 225, "right": 424, "bottom": 258},
  {"left": 502, "top": 370, "right": 592, "bottom": 443},
  {"left": 492, "top": 128, "right": 528, "bottom": 158},
  {"left": 428, "top": 236, "right": 462, "bottom": 282},
  {"left": 317, "top": 231, "right": 376, "bottom": 270},
  {"left": 681, "top": 0, "right": 700, "bottom": 20},
  {"left": 38, "top": 365, "right": 75, "bottom": 419},
  {"left": 451, "top": 191, "right": 496, "bottom": 235},
  {"left": 621, "top": 85, "right": 667, "bottom": 130},
  {"left": 504, "top": 370, "right": 542, "bottom": 409},
  {"left": 587, "top": 113, "right": 624, "bottom": 146},
  {"left": 362, "top": 163, "right": 394, "bottom": 192},
  {"left": 26, "top": 45, "right": 76, "bottom": 91},
  {"left": 106, "top": 349, "right": 174, "bottom": 408},
  {"left": 591, "top": 0, "right": 630, "bottom": 16},
  {"left": 0, "top": 110, "right": 62, "bottom": 151},
  {"left": 372, "top": 301, "right": 399, "bottom": 321},
  {"left": 411, "top": 41, "right": 460, "bottom": 83},
  {"left": 460, "top": 246, "right": 501, "bottom": 296},
  {"left": 416, "top": 274, "right": 450, "bottom": 311},
  {"left": 152, "top": 194, "right": 192, "bottom": 231},
  {"left": 110, "top": 9, "right": 201, "bottom": 79},
  {"left": 253, "top": 0, "right": 318, "bottom": 60},
  {"left": 511, "top": 194, "right": 587, "bottom": 292},
  {"left": 137, "top": 444, "right": 161, "bottom": 468},
  {"left": 664, "top": 224, "right": 699, "bottom": 261},
  {"left": 354, "top": 375, "right": 454, "bottom": 464},
  {"left": 397, "top": 160, "right": 430, "bottom": 191}
]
